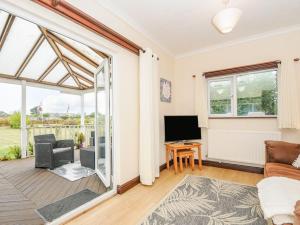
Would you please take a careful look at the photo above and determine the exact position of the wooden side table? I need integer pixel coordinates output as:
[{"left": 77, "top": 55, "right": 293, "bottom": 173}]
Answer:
[{"left": 165, "top": 142, "right": 202, "bottom": 174}]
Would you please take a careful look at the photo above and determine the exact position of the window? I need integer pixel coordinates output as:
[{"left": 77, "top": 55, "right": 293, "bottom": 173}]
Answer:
[
  {"left": 208, "top": 69, "right": 278, "bottom": 117},
  {"left": 208, "top": 78, "right": 233, "bottom": 115}
]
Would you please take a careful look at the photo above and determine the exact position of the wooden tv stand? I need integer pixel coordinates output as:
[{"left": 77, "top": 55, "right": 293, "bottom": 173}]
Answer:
[{"left": 165, "top": 142, "right": 202, "bottom": 174}]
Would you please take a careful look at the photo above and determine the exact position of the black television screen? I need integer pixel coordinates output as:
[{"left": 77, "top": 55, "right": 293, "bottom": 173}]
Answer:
[{"left": 164, "top": 116, "right": 201, "bottom": 142}]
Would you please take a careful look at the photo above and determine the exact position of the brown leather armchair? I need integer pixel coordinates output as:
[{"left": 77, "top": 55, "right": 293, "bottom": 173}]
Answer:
[
  {"left": 264, "top": 141, "right": 300, "bottom": 225},
  {"left": 264, "top": 140, "right": 300, "bottom": 180}
]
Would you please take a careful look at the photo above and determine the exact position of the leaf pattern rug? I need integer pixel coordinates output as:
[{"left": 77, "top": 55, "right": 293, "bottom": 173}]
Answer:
[{"left": 140, "top": 175, "right": 267, "bottom": 225}]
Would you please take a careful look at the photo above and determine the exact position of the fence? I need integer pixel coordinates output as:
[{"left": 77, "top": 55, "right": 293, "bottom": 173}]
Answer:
[{"left": 27, "top": 125, "right": 94, "bottom": 156}]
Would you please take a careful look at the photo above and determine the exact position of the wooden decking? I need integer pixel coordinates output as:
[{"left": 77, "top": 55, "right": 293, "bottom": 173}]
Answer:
[{"left": 0, "top": 155, "right": 107, "bottom": 225}]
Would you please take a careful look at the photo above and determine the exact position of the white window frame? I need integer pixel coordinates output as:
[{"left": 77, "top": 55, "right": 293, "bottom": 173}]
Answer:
[
  {"left": 208, "top": 76, "right": 234, "bottom": 117},
  {"left": 207, "top": 68, "right": 278, "bottom": 118}
]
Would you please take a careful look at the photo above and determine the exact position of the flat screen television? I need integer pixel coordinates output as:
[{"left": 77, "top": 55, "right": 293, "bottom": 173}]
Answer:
[{"left": 164, "top": 115, "right": 201, "bottom": 142}]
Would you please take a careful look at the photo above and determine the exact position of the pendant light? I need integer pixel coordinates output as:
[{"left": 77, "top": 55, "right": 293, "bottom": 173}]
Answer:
[{"left": 213, "top": 0, "right": 242, "bottom": 34}]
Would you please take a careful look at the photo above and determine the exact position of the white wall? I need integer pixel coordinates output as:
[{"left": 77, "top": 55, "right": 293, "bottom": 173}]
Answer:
[
  {"left": 174, "top": 29, "right": 300, "bottom": 163},
  {"left": 0, "top": 0, "right": 175, "bottom": 185},
  {"left": 67, "top": 0, "right": 176, "bottom": 169}
]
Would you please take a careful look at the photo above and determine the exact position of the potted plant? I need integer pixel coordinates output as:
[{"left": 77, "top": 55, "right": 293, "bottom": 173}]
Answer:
[{"left": 75, "top": 132, "right": 85, "bottom": 148}]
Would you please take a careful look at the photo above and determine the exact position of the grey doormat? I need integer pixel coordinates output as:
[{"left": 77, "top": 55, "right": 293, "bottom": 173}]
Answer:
[
  {"left": 140, "top": 175, "right": 267, "bottom": 225},
  {"left": 36, "top": 189, "right": 99, "bottom": 222}
]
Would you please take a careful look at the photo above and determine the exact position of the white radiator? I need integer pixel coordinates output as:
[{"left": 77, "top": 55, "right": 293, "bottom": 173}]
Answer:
[{"left": 207, "top": 129, "right": 281, "bottom": 165}]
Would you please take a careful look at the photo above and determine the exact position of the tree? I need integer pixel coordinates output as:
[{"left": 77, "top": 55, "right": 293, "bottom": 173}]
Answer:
[
  {"left": 9, "top": 112, "right": 30, "bottom": 129},
  {"left": 261, "top": 90, "right": 277, "bottom": 115},
  {"left": 43, "top": 113, "right": 50, "bottom": 118}
]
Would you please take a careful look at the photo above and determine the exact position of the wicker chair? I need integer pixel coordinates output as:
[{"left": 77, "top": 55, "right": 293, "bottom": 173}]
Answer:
[
  {"left": 34, "top": 134, "right": 74, "bottom": 170},
  {"left": 89, "top": 131, "right": 105, "bottom": 158}
]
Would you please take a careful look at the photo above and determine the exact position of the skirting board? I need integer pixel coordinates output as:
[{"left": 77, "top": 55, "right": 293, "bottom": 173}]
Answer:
[
  {"left": 117, "top": 159, "right": 263, "bottom": 194},
  {"left": 117, "top": 163, "right": 169, "bottom": 194},
  {"left": 117, "top": 176, "right": 140, "bottom": 194},
  {"left": 200, "top": 160, "right": 264, "bottom": 174}
]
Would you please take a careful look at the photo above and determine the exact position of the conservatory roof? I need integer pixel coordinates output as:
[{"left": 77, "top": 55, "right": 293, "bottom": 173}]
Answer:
[{"left": 0, "top": 10, "right": 108, "bottom": 90}]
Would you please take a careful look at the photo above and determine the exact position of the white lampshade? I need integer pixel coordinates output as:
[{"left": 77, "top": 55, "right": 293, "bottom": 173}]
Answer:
[{"left": 213, "top": 8, "right": 242, "bottom": 34}]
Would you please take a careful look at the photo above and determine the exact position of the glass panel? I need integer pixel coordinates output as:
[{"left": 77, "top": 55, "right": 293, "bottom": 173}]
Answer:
[
  {"left": 43, "top": 62, "right": 68, "bottom": 83},
  {"left": 95, "top": 60, "right": 111, "bottom": 187},
  {"left": 54, "top": 32, "right": 104, "bottom": 65},
  {"left": 0, "top": 83, "right": 21, "bottom": 160},
  {"left": 0, "top": 10, "right": 9, "bottom": 35},
  {"left": 84, "top": 92, "right": 95, "bottom": 126},
  {"left": 237, "top": 70, "right": 277, "bottom": 116},
  {"left": 26, "top": 86, "right": 81, "bottom": 155},
  {"left": 209, "top": 79, "right": 232, "bottom": 115},
  {"left": 0, "top": 17, "right": 41, "bottom": 75},
  {"left": 58, "top": 43, "right": 96, "bottom": 72},
  {"left": 63, "top": 76, "right": 77, "bottom": 87},
  {"left": 21, "top": 40, "right": 57, "bottom": 79}
]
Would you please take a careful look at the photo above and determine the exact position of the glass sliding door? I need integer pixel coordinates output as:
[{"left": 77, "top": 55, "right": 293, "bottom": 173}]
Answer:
[{"left": 94, "top": 59, "right": 112, "bottom": 187}]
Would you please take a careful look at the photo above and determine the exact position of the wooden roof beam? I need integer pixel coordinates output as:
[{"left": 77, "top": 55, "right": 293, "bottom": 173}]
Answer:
[
  {"left": 0, "top": 73, "right": 81, "bottom": 90},
  {"left": 73, "top": 71, "right": 93, "bottom": 85},
  {"left": 62, "top": 56, "right": 94, "bottom": 77},
  {"left": 15, "top": 34, "right": 45, "bottom": 78},
  {"left": 92, "top": 47, "right": 109, "bottom": 59},
  {"left": 40, "top": 26, "right": 83, "bottom": 89},
  {"left": 0, "top": 15, "right": 15, "bottom": 51},
  {"left": 46, "top": 31, "right": 99, "bottom": 68},
  {"left": 38, "top": 57, "right": 60, "bottom": 81},
  {"left": 57, "top": 73, "right": 70, "bottom": 85},
  {"left": 79, "top": 82, "right": 89, "bottom": 89}
]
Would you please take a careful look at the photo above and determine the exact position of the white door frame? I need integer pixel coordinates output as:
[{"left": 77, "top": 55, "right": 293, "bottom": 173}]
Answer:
[
  {"left": 0, "top": 1, "right": 120, "bottom": 224},
  {"left": 94, "top": 58, "right": 112, "bottom": 187}
]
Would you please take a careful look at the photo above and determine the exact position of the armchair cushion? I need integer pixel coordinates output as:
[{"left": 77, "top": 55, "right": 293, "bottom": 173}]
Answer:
[
  {"left": 265, "top": 140, "right": 300, "bottom": 165},
  {"left": 53, "top": 147, "right": 72, "bottom": 154},
  {"left": 56, "top": 139, "right": 74, "bottom": 149}
]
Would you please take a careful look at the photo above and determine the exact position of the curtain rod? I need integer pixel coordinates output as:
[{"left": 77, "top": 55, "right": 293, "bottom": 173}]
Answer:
[
  {"left": 140, "top": 49, "right": 159, "bottom": 61},
  {"left": 202, "top": 60, "right": 280, "bottom": 78}
]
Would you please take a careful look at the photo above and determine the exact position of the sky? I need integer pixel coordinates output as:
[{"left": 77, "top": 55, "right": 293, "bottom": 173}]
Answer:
[{"left": 0, "top": 83, "right": 105, "bottom": 115}]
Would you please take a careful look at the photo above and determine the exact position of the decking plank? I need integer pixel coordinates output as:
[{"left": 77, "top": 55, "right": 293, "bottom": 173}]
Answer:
[{"left": 0, "top": 157, "right": 106, "bottom": 224}]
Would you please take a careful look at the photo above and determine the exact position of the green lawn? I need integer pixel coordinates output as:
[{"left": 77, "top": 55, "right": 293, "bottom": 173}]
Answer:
[
  {"left": 0, "top": 127, "right": 20, "bottom": 147},
  {"left": 0, "top": 127, "right": 21, "bottom": 159}
]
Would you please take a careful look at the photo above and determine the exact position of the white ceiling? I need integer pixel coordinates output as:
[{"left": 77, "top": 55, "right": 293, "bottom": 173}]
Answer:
[{"left": 97, "top": 0, "right": 300, "bottom": 56}]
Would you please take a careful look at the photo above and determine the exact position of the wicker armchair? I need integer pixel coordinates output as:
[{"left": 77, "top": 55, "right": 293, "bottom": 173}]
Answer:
[
  {"left": 89, "top": 131, "right": 105, "bottom": 158},
  {"left": 34, "top": 134, "right": 74, "bottom": 170}
]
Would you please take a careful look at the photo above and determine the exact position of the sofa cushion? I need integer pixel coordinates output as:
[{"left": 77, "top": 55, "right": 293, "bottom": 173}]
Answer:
[
  {"left": 53, "top": 147, "right": 71, "bottom": 154},
  {"left": 265, "top": 163, "right": 300, "bottom": 180}
]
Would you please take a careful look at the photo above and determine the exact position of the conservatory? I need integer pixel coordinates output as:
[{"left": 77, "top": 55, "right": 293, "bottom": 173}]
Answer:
[{"left": 0, "top": 9, "right": 113, "bottom": 224}]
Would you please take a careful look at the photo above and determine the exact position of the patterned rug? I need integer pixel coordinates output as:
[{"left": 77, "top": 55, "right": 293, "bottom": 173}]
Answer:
[{"left": 140, "top": 175, "right": 267, "bottom": 225}]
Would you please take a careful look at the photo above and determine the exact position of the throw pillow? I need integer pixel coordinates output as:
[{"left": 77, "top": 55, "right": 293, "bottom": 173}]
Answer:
[{"left": 292, "top": 154, "right": 300, "bottom": 168}]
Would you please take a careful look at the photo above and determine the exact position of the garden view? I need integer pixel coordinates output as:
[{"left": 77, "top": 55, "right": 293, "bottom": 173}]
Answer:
[{"left": 0, "top": 83, "right": 98, "bottom": 161}]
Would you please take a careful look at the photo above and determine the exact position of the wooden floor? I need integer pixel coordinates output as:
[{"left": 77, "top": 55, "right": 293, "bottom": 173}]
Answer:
[
  {"left": 66, "top": 166, "right": 264, "bottom": 225},
  {"left": 0, "top": 156, "right": 107, "bottom": 225}
]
